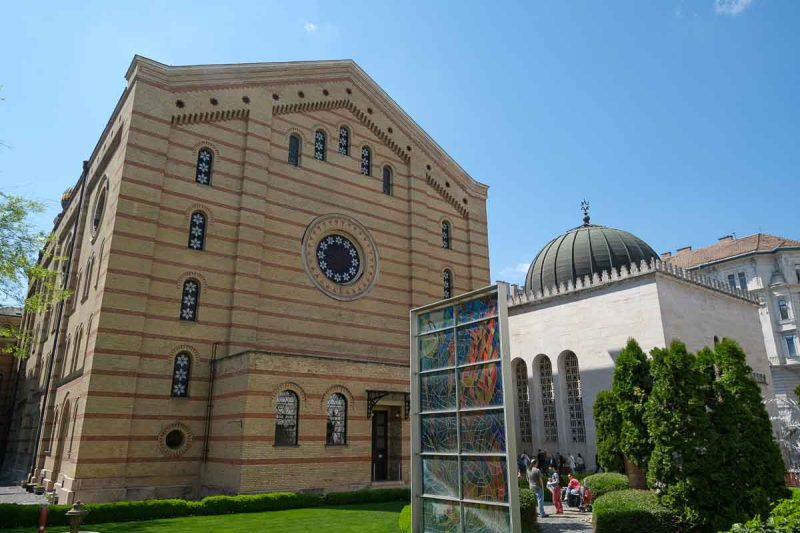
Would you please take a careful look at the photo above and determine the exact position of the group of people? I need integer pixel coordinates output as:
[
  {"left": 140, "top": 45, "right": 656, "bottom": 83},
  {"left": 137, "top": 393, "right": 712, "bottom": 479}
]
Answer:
[{"left": 517, "top": 449, "right": 590, "bottom": 519}]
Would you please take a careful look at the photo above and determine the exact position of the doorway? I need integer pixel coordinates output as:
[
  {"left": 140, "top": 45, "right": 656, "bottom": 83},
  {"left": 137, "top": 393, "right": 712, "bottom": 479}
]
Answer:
[{"left": 371, "top": 410, "right": 388, "bottom": 481}]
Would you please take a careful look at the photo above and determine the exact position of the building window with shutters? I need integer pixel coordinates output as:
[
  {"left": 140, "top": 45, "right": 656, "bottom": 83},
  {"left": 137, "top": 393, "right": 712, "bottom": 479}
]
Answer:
[
  {"left": 179, "top": 279, "right": 200, "bottom": 321},
  {"left": 196, "top": 148, "right": 213, "bottom": 185},
  {"left": 188, "top": 212, "right": 207, "bottom": 251},
  {"left": 314, "top": 130, "right": 326, "bottom": 161}
]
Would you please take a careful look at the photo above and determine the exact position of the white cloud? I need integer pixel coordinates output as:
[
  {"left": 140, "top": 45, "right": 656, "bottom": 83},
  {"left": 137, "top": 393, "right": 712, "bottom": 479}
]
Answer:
[
  {"left": 715, "top": 0, "right": 754, "bottom": 16},
  {"left": 303, "top": 21, "right": 318, "bottom": 33},
  {"left": 498, "top": 262, "right": 531, "bottom": 283}
]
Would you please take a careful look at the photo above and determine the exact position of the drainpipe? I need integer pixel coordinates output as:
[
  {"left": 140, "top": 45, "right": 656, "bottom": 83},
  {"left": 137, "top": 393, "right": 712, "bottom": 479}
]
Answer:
[
  {"left": 202, "top": 342, "right": 219, "bottom": 462},
  {"left": 27, "top": 161, "right": 90, "bottom": 482}
]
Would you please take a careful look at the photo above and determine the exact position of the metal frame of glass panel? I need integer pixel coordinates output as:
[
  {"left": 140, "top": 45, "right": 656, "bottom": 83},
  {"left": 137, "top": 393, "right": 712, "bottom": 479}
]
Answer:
[{"left": 410, "top": 283, "right": 520, "bottom": 532}]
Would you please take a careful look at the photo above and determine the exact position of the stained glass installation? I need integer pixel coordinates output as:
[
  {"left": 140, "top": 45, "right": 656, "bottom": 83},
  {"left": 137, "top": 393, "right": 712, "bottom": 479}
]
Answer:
[
  {"left": 419, "top": 330, "right": 454, "bottom": 371},
  {"left": 420, "top": 371, "right": 456, "bottom": 412},
  {"left": 421, "top": 413, "right": 457, "bottom": 453},
  {"left": 461, "top": 457, "right": 509, "bottom": 503},
  {"left": 456, "top": 294, "right": 498, "bottom": 324},
  {"left": 459, "top": 409, "right": 506, "bottom": 453},
  {"left": 316, "top": 234, "right": 360, "bottom": 284},
  {"left": 459, "top": 362, "right": 503, "bottom": 409},
  {"left": 456, "top": 318, "right": 499, "bottom": 366},
  {"left": 422, "top": 498, "right": 461, "bottom": 533},
  {"left": 179, "top": 279, "right": 199, "bottom": 321},
  {"left": 463, "top": 503, "right": 510, "bottom": 532},
  {"left": 170, "top": 352, "right": 191, "bottom": 397},
  {"left": 314, "top": 130, "right": 326, "bottom": 160},
  {"left": 417, "top": 306, "right": 454, "bottom": 334},
  {"left": 195, "top": 148, "right": 213, "bottom": 185},
  {"left": 423, "top": 456, "right": 460, "bottom": 498}
]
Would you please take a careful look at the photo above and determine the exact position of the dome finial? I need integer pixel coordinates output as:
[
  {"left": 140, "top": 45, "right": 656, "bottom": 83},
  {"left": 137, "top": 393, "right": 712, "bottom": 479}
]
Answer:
[{"left": 580, "top": 199, "right": 590, "bottom": 225}]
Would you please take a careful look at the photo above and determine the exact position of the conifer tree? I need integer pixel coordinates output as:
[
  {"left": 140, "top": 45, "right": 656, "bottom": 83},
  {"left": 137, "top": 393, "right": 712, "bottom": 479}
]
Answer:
[{"left": 593, "top": 389, "right": 624, "bottom": 472}]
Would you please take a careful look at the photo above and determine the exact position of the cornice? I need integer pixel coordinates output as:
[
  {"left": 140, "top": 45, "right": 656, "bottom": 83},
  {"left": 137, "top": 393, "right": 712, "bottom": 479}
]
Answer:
[{"left": 171, "top": 107, "right": 249, "bottom": 126}]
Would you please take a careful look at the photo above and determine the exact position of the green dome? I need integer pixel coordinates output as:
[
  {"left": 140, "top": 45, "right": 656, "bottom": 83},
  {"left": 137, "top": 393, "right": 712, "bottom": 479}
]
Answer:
[{"left": 525, "top": 220, "right": 659, "bottom": 294}]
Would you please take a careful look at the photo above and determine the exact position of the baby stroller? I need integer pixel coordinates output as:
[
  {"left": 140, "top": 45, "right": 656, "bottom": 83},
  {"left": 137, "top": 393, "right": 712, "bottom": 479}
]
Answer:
[
  {"left": 579, "top": 486, "right": 593, "bottom": 513},
  {"left": 563, "top": 485, "right": 593, "bottom": 512}
]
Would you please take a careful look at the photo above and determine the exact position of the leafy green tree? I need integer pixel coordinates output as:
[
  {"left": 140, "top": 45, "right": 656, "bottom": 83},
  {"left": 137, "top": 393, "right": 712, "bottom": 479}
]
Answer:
[
  {"left": 646, "top": 341, "right": 713, "bottom": 530},
  {"left": 594, "top": 389, "right": 624, "bottom": 473},
  {"left": 613, "top": 338, "right": 653, "bottom": 485}
]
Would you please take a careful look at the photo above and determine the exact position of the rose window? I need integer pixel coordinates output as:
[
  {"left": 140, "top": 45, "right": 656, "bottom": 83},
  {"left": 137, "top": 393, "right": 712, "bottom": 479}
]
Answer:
[{"left": 316, "top": 234, "right": 361, "bottom": 284}]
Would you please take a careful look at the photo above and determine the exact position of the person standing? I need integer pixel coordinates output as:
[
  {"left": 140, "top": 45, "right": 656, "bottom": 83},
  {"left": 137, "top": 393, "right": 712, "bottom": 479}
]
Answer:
[
  {"left": 546, "top": 465, "right": 563, "bottom": 514},
  {"left": 576, "top": 453, "right": 585, "bottom": 474},
  {"left": 525, "top": 460, "right": 547, "bottom": 518},
  {"left": 568, "top": 454, "right": 576, "bottom": 473}
]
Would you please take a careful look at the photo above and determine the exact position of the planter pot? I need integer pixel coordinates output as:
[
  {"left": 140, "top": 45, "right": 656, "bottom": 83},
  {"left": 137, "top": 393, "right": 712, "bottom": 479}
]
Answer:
[{"left": 624, "top": 457, "right": 647, "bottom": 490}]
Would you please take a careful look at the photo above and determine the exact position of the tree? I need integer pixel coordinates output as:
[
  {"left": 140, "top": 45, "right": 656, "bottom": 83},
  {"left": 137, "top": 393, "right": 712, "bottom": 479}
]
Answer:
[
  {"left": 593, "top": 389, "right": 624, "bottom": 472},
  {"left": 0, "top": 192, "right": 68, "bottom": 357}
]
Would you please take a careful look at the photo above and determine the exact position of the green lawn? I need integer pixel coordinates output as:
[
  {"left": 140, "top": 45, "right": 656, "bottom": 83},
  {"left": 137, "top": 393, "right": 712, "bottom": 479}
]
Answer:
[{"left": 4, "top": 501, "right": 406, "bottom": 533}]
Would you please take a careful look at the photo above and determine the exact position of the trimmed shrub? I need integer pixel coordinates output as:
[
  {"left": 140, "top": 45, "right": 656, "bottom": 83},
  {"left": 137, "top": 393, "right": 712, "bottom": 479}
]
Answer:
[
  {"left": 582, "top": 473, "right": 629, "bottom": 500},
  {"left": 398, "top": 504, "right": 411, "bottom": 533},
  {"left": 593, "top": 490, "right": 679, "bottom": 533},
  {"left": 323, "top": 488, "right": 409, "bottom": 506},
  {"left": 519, "top": 488, "right": 538, "bottom": 533}
]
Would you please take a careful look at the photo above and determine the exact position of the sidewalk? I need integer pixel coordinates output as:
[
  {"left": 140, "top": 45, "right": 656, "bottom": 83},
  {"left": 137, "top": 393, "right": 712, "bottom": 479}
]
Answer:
[
  {"left": 0, "top": 483, "right": 47, "bottom": 505},
  {"left": 538, "top": 504, "right": 593, "bottom": 533}
]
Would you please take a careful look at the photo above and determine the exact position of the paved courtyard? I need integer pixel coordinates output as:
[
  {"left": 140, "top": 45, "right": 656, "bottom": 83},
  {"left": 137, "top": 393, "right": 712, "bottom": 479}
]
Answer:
[
  {"left": 0, "top": 483, "right": 47, "bottom": 505},
  {"left": 538, "top": 505, "right": 593, "bottom": 533}
]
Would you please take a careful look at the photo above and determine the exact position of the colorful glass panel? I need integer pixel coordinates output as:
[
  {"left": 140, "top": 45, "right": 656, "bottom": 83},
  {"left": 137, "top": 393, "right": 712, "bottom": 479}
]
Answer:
[
  {"left": 456, "top": 318, "right": 499, "bottom": 365},
  {"left": 421, "top": 413, "right": 457, "bottom": 453},
  {"left": 461, "top": 457, "right": 509, "bottom": 502},
  {"left": 463, "top": 503, "right": 510, "bottom": 532},
  {"left": 459, "top": 362, "right": 503, "bottom": 409},
  {"left": 418, "top": 306, "right": 454, "bottom": 334},
  {"left": 459, "top": 409, "right": 506, "bottom": 453},
  {"left": 420, "top": 371, "right": 456, "bottom": 412},
  {"left": 457, "top": 294, "right": 498, "bottom": 324},
  {"left": 423, "top": 456, "right": 459, "bottom": 498},
  {"left": 419, "top": 330, "right": 455, "bottom": 371},
  {"left": 422, "top": 499, "right": 461, "bottom": 533}
]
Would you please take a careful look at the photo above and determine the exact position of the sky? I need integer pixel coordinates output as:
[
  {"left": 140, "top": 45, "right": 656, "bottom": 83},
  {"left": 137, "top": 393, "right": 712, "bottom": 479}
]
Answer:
[{"left": 1, "top": 0, "right": 799, "bottom": 289}]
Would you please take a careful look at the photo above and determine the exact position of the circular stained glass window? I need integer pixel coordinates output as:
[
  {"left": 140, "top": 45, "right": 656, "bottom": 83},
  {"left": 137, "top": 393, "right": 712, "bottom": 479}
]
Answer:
[{"left": 316, "top": 234, "right": 361, "bottom": 284}]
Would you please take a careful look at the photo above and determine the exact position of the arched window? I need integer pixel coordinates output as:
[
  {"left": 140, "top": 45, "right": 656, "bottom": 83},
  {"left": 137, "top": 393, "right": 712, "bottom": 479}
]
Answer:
[
  {"left": 360, "top": 146, "right": 371, "bottom": 175},
  {"left": 82, "top": 256, "right": 94, "bottom": 301},
  {"left": 179, "top": 279, "right": 200, "bottom": 321},
  {"left": 338, "top": 126, "right": 350, "bottom": 155},
  {"left": 188, "top": 211, "right": 207, "bottom": 251},
  {"left": 441, "top": 221, "right": 451, "bottom": 249},
  {"left": 314, "top": 130, "right": 326, "bottom": 161},
  {"left": 326, "top": 393, "right": 347, "bottom": 445},
  {"left": 95, "top": 239, "right": 105, "bottom": 288},
  {"left": 196, "top": 148, "right": 213, "bottom": 185},
  {"left": 779, "top": 298, "right": 790, "bottom": 320},
  {"left": 564, "top": 352, "right": 586, "bottom": 443},
  {"left": 91, "top": 187, "right": 107, "bottom": 237},
  {"left": 69, "top": 326, "right": 83, "bottom": 375},
  {"left": 288, "top": 134, "right": 301, "bottom": 166},
  {"left": 443, "top": 269, "right": 453, "bottom": 299},
  {"left": 514, "top": 360, "right": 533, "bottom": 448},
  {"left": 382, "top": 166, "right": 392, "bottom": 195},
  {"left": 275, "top": 390, "right": 299, "bottom": 446},
  {"left": 170, "top": 352, "right": 192, "bottom": 398},
  {"left": 539, "top": 356, "right": 558, "bottom": 442}
]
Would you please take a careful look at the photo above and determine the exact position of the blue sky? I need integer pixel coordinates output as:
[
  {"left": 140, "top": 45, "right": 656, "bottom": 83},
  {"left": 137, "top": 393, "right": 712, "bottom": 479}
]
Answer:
[{"left": 1, "top": 0, "right": 798, "bottom": 288}]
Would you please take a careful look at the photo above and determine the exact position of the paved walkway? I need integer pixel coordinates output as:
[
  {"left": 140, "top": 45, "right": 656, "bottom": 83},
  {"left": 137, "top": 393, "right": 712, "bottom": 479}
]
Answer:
[
  {"left": 538, "top": 505, "right": 593, "bottom": 533},
  {"left": 0, "top": 483, "right": 47, "bottom": 505}
]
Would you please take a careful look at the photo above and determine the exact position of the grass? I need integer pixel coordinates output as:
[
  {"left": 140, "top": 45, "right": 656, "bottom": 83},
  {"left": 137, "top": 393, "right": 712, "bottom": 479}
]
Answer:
[{"left": 2, "top": 501, "right": 406, "bottom": 533}]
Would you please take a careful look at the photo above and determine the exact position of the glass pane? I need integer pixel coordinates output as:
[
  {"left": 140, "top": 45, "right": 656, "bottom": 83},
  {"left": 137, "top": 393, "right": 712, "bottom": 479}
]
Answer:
[
  {"left": 422, "top": 456, "right": 459, "bottom": 498},
  {"left": 421, "top": 413, "right": 458, "bottom": 453},
  {"left": 461, "top": 456, "right": 509, "bottom": 503},
  {"left": 457, "top": 294, "right": 498, "bottom": 324},
  {"left": 420, "top": 371, "right": 457, "bottom": 412},
  {"left": 422, "top": 498, "right": 461, "bottom": 533},
  {"left": 463, "top": 503, "right": 510, "bottom": 532},
  {"left": 459, "top": 362, "right": 503, "bottom": 409},
  {"left": 418, "top": 306, "right": 454, "bottom": 334},
  {"left": 456, "top": 318, "right": 499, "bottom": 365},
  {"left": 460, "top": 410, "right": 506, "bottom": 453},
  {"left": 420, "top": 330, "right": 455, "bottom": 371}
]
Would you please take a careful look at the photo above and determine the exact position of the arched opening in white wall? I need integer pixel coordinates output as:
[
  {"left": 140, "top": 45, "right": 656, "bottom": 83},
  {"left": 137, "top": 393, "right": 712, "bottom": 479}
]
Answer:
[
  {"left": 513, "top": 359, "right": 533, "bottom": 453},
  {"left": 537, "top": 355, "right": 558, "bottom": 443},
  {"left": 561, "top": 351, "right": 586, "bottom": 444}
]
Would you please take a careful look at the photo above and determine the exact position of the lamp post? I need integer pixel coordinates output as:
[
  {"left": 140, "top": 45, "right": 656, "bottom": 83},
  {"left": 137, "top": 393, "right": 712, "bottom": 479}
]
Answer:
[{"left": 65, "top": 501, "right": 89, "bottom": 533}]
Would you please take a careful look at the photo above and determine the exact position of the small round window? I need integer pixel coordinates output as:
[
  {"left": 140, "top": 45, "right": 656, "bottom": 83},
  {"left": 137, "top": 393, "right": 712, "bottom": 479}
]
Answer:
[
  {"left": 158, "top": 422, "right": 193, "bottom": 457},
  {"left": 165, "top": 429, "right": 185, "bottom": 450},
  {"left": 91, "top": 184, "right": 107, "bottom": 239}
]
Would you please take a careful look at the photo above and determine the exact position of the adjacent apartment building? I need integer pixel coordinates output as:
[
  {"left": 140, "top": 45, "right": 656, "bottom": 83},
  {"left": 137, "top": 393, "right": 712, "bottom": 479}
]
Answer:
[{"left": 1, "top": 56, "right": 490, "bottom": 503}]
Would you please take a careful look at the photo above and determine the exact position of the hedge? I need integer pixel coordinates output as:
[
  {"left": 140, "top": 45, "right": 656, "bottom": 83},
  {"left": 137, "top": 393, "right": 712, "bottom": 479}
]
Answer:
[
  {"left": 593, "top": 489, "right": 678, "bottom": 533},
  {"left": 0, "top": 487, "right": 411, "bottom": 529},
  {"left": 582, "top": 472, "right": 630, "bottom": 500},
  {"left": 519, "top": 488, "right": 538, "bottom": 532},
  {"left": 398, "top": 504, "right": 411, "bottom": 533}
]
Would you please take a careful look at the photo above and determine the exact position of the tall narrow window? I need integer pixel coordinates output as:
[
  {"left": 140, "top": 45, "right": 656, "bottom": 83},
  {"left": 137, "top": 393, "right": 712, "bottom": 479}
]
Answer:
[
  {"left": 727, "top": 274, "right": 736, "bottom": 289},
  {"left": 360, "top": 146, "right": 371, "bottom": 175},
  {"left": 443, "top": 269, "right": 453, "bottom": 299},
  {"left": 179, "top": 279, "right": 200, "bottom": 321},
  {"left": 314, "top": 130, "right": 326, "bottom": 161},
  {"left": 288, "top": 134, "right": 301, "bottom": 166},
  {"left": 382, "top": 166, "right": 392, "bottom": 195},
  {"left": 196, "top": 148, "right": 213, "bottom": 185},
  {"left": 69, "top": 326, "right": 83, "bottom": 375},
  {"left": 82, "top": 256, "right": 94, "bottom": 301},
  {"left": 738, "top": 272, "right": 747, "bottom": 290},
  {"left": 779, "top": 299, "right": 790, "bottom": 321},
  {"left": 188, "top": 211, "right": 207, "bottom": 251},
  {"left": 564, "top": 352, "right": 586, "bottom": 443},
  {"left": 326, "top": 393, "right": 347, "bottom": 445},
  {"left": 275, "top": 390, "right": 299, "bottom": 446},
  {"left": 170, "top": 352, "right": 192, "bottom": 398},
  {"left": 338, "top": 126, "right": 350, "bottom": 155},
  {"left": 441, "top": 221, "right": 451, "bottom": 249},
  {"left": 514, "top": 360, "right": 533, "bottom": 449},
  {"left": 786, "top": 335, "right": 798, "bottom": 358},
  {"left": 539, "top": 356, "right": 558, "bottom": 442}
]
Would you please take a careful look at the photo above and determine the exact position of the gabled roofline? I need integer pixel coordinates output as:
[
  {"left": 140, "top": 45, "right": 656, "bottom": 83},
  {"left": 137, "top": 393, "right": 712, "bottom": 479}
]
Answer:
[
  {"left": 685, "top": 246, "right": 800, "bottom": 271},
  {"left": 125, "top": 55, "right": 489, "bottom": 197}
]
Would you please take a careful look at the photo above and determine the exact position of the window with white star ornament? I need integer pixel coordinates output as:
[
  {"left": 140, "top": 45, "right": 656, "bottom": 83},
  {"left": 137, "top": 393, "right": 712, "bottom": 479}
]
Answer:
[
  {"left": 170, "top": 352, "right": 192, "bottom": 398},
  {"left": 195, "top": 148, "right": 213, "bottom": 185},
  {"left": 179, "top": 279, "right": 200, "bottom": 321},
  {"left": 188, "top": 211, "right": 206, "bottom": 250},
  {"left": 316, "top": 235, "right": 361, "bottom": 284}
]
